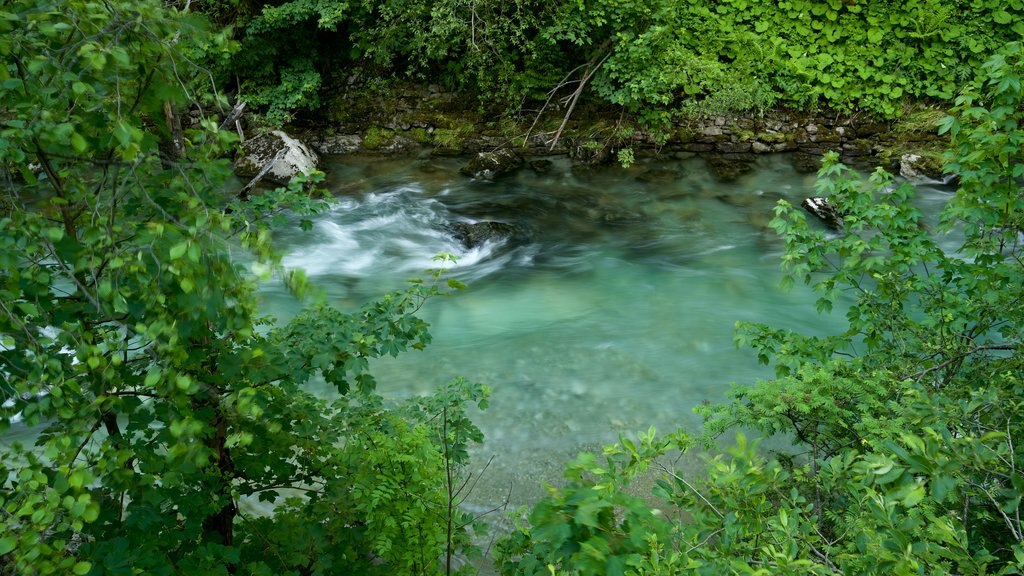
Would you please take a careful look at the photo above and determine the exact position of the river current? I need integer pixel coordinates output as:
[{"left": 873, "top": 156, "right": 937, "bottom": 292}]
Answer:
[
  {"left": 257, "top": 152, "right": 953, "bottom": 506},
  {"left": 1, "top": 151, "right": 954, "bottom": 510}
]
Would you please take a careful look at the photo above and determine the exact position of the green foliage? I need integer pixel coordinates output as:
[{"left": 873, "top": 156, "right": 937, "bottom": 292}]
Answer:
[
  {"left": 1, "top": 1, "right": 483, "bottom": 574},
  {"left": 498, "top": 42, "right": 1024, "bottom": 576},
  {"left": 212, "top": 0, "right": 1024, "bottom": 124}
]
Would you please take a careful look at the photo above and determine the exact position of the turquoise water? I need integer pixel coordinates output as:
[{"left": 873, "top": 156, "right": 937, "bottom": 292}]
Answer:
[
  {"left": 1, "top": 152, "right": 954, "bottom": 510},
  {"left": 259, "top": 153, "right": 868, "bottom": 505}
]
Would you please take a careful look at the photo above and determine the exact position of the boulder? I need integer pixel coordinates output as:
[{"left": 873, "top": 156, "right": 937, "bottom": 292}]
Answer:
[
  {"left": 448, "top": 221, "right": 520, "bottom": 248},
  {"left": 801, "top": 197, "right": 844, "bottom": 231},
  {"left": 310, "top": 134, "right": 363, "bottom": 155},
  {"left": 459, "top": 148, "right": 523, "bottom": 180},
  {"left": 234, "top": 130, "right": 320, "bottom": 185},
  {"left": 899, "top": 153, "right": 947, "bottom": 182}
]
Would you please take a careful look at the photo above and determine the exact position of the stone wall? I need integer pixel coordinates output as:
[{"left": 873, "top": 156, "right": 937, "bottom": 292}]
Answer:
[{"left": 300, "top": 85, "right": 943, "bottom": 175}]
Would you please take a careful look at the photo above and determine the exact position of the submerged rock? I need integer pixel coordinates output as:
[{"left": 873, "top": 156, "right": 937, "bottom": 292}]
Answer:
[
  {"left": 636, "top": 168, "right": 681, "bottom": 183},
  {"left": 716, "top": 189, "right": 782, "bottom": 209},
  {"left": 460, "top": 148, "right": 523, "bottom": 180},
  {"left": 529, "top": 159, "right": 554, "bottom": 173},
  {"left": 792, "top": 152, "right": 823, "bottom": 174},
  {"left": 448, "top": 221, "right": 520, "bottom": 248},
  {"left": 233, "top": 130, "right": 320, "bottom": 184},
  {"left": 706, "top": 155, "right": 754, "bottom": 183},
  {"left": 801, "top": 196, "right": 844, "bottom": 230}
]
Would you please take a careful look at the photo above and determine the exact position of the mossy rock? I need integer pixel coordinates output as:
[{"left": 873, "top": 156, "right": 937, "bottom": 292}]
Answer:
[
  {"left": 447, "top": 221, "right": 521, "bottom": 248},
  {"left": 459, "top": 148, "right": 524, "bottom": 180},
  {"left": 362, "top": 127, "right": 396, "bottom": 151},
  {"left": 899, "top": 152, "right": 946, "bottom": 181},
  {"left": 407, "top": 127, "right": 431, "bottom": 144}
]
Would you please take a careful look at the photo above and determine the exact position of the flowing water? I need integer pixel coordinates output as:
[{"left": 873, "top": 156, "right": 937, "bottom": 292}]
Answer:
[
  {"left": 3, "top": 152, "right": 956, "bottom": 512},
  {"left": 258, "top": 152, "right": 945, "bottom": 507}
]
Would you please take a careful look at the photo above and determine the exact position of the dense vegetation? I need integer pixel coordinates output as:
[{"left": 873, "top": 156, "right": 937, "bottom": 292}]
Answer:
[
  {"left": 496, "top": 43, "right": 1024, "bottom": 576},
  {"left": 1, "top": 2, "right": 485, "bottom": 574},
  {"left": 218, "top": 0, "right": 1024, "bottom": 124},
  {"left": 1, "top": 1, "right": 1022, "bottom": 576}
]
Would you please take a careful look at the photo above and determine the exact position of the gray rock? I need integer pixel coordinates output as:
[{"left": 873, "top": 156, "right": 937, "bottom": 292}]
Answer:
[
  {"left": 899, "top": 153, "right": 946, "bottom": 182},
  {"left": 448, "top": 221, "right": 520, "bottom": 248},
  {"left": 569, "top": 142, "right": 612, "bottom": 165},
  {"left": 380, "top": 136, "right": 418, "bottom": 154},
  {"left": 459, "top": 148, "right": 524, "bottom": 180},
  {"left": 234, "top": 130, "right": 320, "bottom": 184},
  {"left": 801, "top": 196, "right": 844, "bottom": 230},
  {"left": 312, "top": 134, "right": 363, "bottom": 154}
]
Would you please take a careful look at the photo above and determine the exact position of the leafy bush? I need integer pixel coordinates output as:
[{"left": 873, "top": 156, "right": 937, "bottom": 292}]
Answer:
[
  {"left": 496, "top": 42, "right": 1024, "bottom": 576},
  {"left": 215, "top": 0, "right": 1024, "bottom": 124},
  {"left": 0, "top": 2, "right": 485, "bottom": 574}
]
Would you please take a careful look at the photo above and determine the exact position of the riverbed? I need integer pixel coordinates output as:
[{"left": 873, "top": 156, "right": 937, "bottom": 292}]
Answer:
[{"left": 258, "top": 152, "right": 930, "bottom": 507}]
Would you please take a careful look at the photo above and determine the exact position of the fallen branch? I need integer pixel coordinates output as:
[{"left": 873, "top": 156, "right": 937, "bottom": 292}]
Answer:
[
  {"left": 218, "top": 101, "right": 246, "bottom": 132},
  {"left": 523, "top": 44, "right": 612, "bottom": 151},
  {"left": 238, "top": 149, "right": 283, "bottom": 200},
  {"left": 548, "top": 51, "right": 610, "bottom": 151}
]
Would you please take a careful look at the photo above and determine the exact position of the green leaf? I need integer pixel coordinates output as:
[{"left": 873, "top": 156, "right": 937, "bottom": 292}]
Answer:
[
  {"left": 0, "top": 536, "right": 15, "bottom": 555},
  {"left": 144, "top": 368, "right": 161, "bottom": 387},
  {"left": 169, "top": 241, "right": 188, "bottom": 260},
  {"left": 73, "top": 561, "right": 92, "bottom": 575},
  {"left": 71, "top": 132, "right": 87, "bottom": 153}
]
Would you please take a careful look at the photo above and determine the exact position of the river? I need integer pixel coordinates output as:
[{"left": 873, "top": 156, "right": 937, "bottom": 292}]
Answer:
[{"left": 257, "top": 151, "right": 957, "bottom": 508}]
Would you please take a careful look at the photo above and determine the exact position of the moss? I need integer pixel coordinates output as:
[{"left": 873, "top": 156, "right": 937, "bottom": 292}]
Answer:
[
  {"left": 754, "top": 131, "right": 788, "bottom": 144},
  {"left": 428, "top": 115, "right": 477, "bottom": 152},
  {"left": 407, "top": 127, "right": 431, "bottom": 144},
  {"left": 893, "top": 107, "right": 947, "bottom": 136},
  {"left": 431, "top": 128, "right": 468, "bottom": 152},
  {"left": 362, "top": 127, "right": 396, "bottom": 151},
  {"left": 876, "top": 141, "right": 945, "bottom": 167},
  {"left": 676, "top": 127, "right": 700, "bottom": 142}
]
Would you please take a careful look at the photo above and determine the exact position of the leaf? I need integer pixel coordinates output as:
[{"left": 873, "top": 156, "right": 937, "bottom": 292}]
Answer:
[
  {"left": 73, "top": 561, "right": 92, "bottom": 575},
  {"left": 0, "top": 536, "right": 15, "bottom": 555},
  {"left": 144, "top": 368, "right": 161, "bottom": 387},
  {"left": 71, "top": 132, "right": 87, "bottom": 152},
  {"left": 169, "top": 241, "right": 188, "bottom": 260},
  {"left": 902, "top": 485, "right": 926, "bottom": 507}
]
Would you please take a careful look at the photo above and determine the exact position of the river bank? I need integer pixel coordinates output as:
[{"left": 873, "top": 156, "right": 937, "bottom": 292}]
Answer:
[{"left": 279, "top": 83, "right": 947, "bottom": 180}]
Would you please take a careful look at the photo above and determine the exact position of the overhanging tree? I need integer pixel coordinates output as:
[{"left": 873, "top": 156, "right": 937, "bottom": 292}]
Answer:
[{"left": 1, "top": 1, "right": 484, "bottom": 574}]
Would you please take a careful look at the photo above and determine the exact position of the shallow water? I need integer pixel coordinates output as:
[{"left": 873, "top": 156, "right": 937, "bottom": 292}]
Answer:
[
  {"left": 1, "top": 152, "right": 955, "bottom": 510},
  {"left": 260, "top": 152, "right": 941, "bottom": 506}
]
